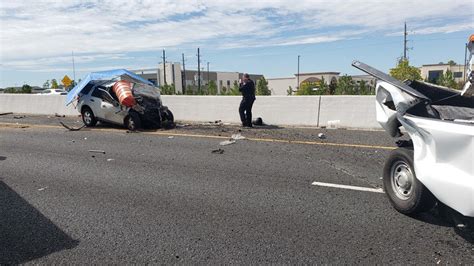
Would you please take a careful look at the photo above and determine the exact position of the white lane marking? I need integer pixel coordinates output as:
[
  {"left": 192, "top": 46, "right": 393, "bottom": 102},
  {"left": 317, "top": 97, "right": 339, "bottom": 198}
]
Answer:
[{"left": 311, "top": 181, "right": 384, "bottom": 193}]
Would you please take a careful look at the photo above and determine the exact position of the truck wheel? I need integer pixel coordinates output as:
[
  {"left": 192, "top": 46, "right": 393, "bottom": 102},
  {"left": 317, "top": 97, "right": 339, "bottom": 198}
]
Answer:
[
  {"left": 125, "top": 112, "right": 142, "bottom": 131},
  {"left": 383, "top": 147, "right": 436, "bottom": 215},
  {"left": 81, "top": 107, "right": 97, "bottom": 127},
  {"left": 161, "top": 109, "right": 175, "bottom": 129}
]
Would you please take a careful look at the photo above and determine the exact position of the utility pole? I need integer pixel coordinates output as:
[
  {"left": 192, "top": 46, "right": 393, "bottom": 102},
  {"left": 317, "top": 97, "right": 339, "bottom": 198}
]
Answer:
[
  {"left": 197, "top": 48, "right": 201, "bottom": 93},
  {"left": 182, "top": 53, "right": 186, "bottom": 94},
  {"left": 162, "top": 49, "right": 167, "bottom": 85},
  {"left": 403, "top": 22, "right": 408, "bottom": 61},
  {"left": 297, "top": 55, "right": 300, "bottom": 90},
  {"left": 207, "top": 62, "right": 210, "bottom": 85},
  {"left": 72, "top": 51, "right": 76, "bottom": 86},
  {"left": 464, "top": 43, "right": 468, "bottom": 82}
]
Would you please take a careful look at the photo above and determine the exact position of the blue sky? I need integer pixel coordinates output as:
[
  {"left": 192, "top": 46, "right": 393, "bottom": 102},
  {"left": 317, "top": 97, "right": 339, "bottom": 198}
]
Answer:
[{"left": 0, "top": 0, "right": 473, "bottom": 87}]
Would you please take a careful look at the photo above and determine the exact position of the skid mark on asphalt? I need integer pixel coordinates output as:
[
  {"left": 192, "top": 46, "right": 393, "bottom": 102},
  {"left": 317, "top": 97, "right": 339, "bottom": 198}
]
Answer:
[
  {"left": 0, "top": 122, "right": 396, "bottom": 150},
  {"left": 311, "top": 181, "right": 385, "bottom": 193}
]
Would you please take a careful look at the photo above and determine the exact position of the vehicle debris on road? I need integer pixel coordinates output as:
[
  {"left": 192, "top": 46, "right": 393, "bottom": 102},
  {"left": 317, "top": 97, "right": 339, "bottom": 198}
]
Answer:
[
  {"left": 88, "top": 150, "right": 106, "bottom": 154},
  {"left": 318, "top": 133, "right": 326, "bottom": 139},
  {"left": 219, "top": 140, "right": 236, "bottom": 146},
  {"left": 38, "top": 187, "right": 47, "bottom": 191},
  {"left": 60, "top": 121, "right": 86, "bottom": 131},
  {"left": 13, "top": 115, "right": 25, "bottom": 119},
  {"left": 211, "top": 148, "right": 225, "bottom": 154},
  {"left": 231, "top": 133, "right": 246, "bottom": 140}
]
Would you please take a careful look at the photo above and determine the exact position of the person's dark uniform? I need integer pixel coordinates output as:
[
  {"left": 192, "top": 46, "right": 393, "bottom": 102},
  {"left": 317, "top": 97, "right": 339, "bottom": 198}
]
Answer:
[{"left": 239, "top": 77, "right": 256, "bottom": 127}]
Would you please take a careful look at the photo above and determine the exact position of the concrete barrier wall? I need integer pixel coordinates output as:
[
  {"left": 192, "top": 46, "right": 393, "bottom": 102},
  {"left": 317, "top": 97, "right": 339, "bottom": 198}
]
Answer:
[
  {"left": 0, "top": 94, "right": 78, "bottom": 116},
  {"left": 0, "top": 94, "right": 380, "bottom": 129},
  {"left": 318, "top": 96, "right": 379, "bottom": 129}
]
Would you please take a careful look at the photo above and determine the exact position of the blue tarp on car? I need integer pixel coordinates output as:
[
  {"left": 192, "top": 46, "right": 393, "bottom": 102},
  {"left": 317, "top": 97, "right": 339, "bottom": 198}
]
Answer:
[{"left": 65, "top": 69, "right": 153, "bottom": 106}]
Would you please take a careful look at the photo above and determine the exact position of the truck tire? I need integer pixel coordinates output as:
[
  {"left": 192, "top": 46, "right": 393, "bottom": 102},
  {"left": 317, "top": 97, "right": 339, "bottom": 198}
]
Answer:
[
  {"left": 383, "top": 147, "right": 436, "bottom": 215},
  {"left": 81, "top": 107, "right": 97, "bottom": 127},
  {"left": 125, "top": 112, "right": 142, "bottom": 131}
]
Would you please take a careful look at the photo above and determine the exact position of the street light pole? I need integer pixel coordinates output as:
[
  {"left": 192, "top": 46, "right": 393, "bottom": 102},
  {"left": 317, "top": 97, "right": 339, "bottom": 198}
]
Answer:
[
  {"left": 207, "top": 62, "right": 210, "bottom": 85},
  {"left": 297, "top": 55, "right": 300, "bottom": 90}
]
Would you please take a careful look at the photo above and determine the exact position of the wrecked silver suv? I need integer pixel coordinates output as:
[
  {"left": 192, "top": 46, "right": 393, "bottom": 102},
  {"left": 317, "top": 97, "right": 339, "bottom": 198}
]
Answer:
[{"left": 66, "top": 69, "right": 174, "bottom": 130}]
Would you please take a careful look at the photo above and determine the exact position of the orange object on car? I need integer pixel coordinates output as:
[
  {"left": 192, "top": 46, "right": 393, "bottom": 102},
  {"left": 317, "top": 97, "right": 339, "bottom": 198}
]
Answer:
[{"left": 112, "top": 80, "right": 136, "bottom": 107}]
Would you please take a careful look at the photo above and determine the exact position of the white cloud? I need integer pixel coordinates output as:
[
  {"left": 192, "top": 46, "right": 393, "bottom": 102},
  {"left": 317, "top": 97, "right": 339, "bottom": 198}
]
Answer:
[{"left": 0, "top": 0, "right": 472, "bottom": 71}]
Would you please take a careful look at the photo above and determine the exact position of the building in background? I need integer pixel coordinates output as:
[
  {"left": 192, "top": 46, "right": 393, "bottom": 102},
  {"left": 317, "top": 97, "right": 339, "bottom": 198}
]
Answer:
[
  {"left": 133, "top": 63, "right": 263, "bottom": 94},
  {"left": 268, "top": 72, "right": 377, "bottom": 95},
  {"left": 419, "top": 63, "right": 467, "bottom": 83}
]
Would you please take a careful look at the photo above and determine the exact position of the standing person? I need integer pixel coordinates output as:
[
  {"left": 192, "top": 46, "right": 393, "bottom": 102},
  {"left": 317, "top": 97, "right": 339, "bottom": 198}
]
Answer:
[{"left": 239, "top": 73, "right": 256, "bottom": 127}]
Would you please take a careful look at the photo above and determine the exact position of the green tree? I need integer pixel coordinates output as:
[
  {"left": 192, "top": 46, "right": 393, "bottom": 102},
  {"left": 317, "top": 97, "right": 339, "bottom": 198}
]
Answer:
[
  {"left": 229, "top": 81, "right": 240, "bottom": 95},
  {"left": 437, "top": 70, "right": 457, "bottom": 88},
  {"left": 287, "top": 86, "right": 293, "bottom": 96},
  {"left": 335, "top": 75, "right": 356, "bottom": 95},
  {"left": 160, "top": 84, "right": 175, "bottom": 95},
  {"left": 447, "top": 60, "right": 456, "bottom": 66},
  {"left": 43, "top": 80, "right": 50, "bottom": 88},
  {"left": 20, "top": 84, "right": 32, "bottom": 93},
  {"left": 329, "top": 79, "right": 337, "bottom": 95},
  {"left": 51, "top": 79, "right": 59, "bottom": 89},
  {"left": 256, "top": 77, "right": 271, "bottom": 95},
  {"left": 358, "top": 80, "right": 371, "bottom": 95},
  {"left": 185, "top": 85, "right": 195, "bottom": 95},
  {"left": 4, "top": 87, "right": 17, "bottom": 93},
  {"left": 207, "top": 80, "right": 218, "bottom": 95},
  {"left": 220, "top": 86, "right": 228, "bottom": 95},
  {"left": 296, "top": 82, "right": 318, "bottom": 95},
  {"left": 389, "top": 59, "right": 422, "bottom": 81}
]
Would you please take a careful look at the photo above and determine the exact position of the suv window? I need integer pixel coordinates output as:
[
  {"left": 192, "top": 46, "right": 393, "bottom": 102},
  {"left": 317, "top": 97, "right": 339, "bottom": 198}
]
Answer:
[
  {"left": 91, "top": 88, "right": 103, "bottom": 98},
  {"left": 80, "top": 83, "right": 94, "bottom": 96}
]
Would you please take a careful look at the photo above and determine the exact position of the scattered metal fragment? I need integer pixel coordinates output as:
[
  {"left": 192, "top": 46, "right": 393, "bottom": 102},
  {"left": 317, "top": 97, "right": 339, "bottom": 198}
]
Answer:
[
  {"left": 219, "top": 140, "right": 236, "bottom": 146},
  {"left": 60, "top": 121, "right": 85, "bottom": 131},
  {"left": 0, "top": 112, "right": 13, "bottom": 116},
  {"left": 13, "top": 115, "right": 25, "bottom": 119},
  {"left": 211, "top": 148, "right": 225, "bottom": 154},
  {"left": 231, "top": 133, "right": 246, "bottom": 140},
  {"left": 168, "top": 136, "right": 174, "bottom": 139},
  {"left": 88, "top": 150, "right": 106, "bottom": 154},
  {"left": 107, "top": 158, "right": 115, "bottom": 162},
  {"left": 317, "top": 133, "right": 326, "bottom": 139},
  {"left": 38, "top": 187, "right": 47, "bottom": 191}
]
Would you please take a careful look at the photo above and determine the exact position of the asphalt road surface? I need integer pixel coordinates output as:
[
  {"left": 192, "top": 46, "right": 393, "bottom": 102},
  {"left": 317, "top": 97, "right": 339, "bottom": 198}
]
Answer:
[{"left": 1, "top": 116, "right": 473, "bottom": 264}]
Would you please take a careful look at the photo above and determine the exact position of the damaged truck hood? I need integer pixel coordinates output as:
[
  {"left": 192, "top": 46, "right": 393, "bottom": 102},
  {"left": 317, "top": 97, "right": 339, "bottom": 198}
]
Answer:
[{"left": 65, "top": 69, "right": 153, "bottom": 106}]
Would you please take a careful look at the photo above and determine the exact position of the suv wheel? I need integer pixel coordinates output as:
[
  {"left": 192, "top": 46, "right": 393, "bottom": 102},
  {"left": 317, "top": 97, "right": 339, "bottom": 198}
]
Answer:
[
  {"left": 81, "top": 107, "right": 97, "bottom": 127},
  {"left": 125, "top": 112, "right": 142, "bottom": 131}
]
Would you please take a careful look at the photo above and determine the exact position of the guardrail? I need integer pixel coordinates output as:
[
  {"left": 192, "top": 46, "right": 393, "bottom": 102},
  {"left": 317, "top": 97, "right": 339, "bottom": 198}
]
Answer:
[{"left": 0, "top": 94, "right": 380, "bottom": 129}]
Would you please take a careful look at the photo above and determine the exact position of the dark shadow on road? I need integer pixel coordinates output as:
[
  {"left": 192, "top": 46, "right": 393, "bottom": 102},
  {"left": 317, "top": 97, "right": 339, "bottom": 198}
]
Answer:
[
  {"left": 0, "top": 181, "right": 79, "bottom": 264},
  {"left": 413, "top": 204, "right": 474, "bottom": 244}
]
